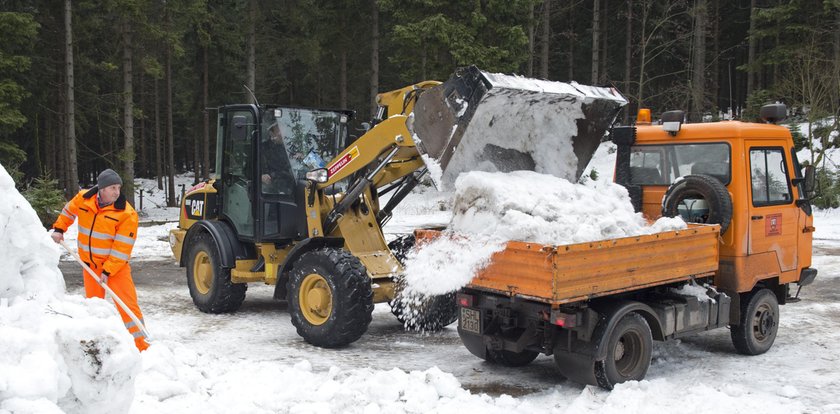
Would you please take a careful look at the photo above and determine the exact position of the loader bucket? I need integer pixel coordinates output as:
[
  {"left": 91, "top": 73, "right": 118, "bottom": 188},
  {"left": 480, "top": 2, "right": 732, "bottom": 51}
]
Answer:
[{"left": 410, "top": 66, "right": 627, "bottom": 188}]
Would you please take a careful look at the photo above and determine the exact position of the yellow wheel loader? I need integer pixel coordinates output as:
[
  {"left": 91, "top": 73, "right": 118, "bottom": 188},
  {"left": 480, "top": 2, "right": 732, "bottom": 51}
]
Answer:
[{"left": 169, "top": 66, "right": 626, "bottom": 348}]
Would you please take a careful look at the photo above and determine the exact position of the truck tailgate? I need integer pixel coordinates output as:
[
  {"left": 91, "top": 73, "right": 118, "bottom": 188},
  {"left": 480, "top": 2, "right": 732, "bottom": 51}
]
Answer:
[{"left": 418, "top": 223, "right": 719, "bottom": 305}]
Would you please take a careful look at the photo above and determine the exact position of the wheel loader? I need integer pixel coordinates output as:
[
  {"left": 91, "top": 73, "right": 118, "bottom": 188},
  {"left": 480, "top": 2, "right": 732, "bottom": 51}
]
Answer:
[{"left": 169, "top": 66, "right": 626, "bottom": 348}]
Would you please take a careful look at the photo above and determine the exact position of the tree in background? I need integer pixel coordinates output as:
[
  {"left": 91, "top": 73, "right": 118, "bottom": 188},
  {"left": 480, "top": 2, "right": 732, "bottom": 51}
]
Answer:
[{"left": 0, "top": 12, "right": 38, "bottom": 183}]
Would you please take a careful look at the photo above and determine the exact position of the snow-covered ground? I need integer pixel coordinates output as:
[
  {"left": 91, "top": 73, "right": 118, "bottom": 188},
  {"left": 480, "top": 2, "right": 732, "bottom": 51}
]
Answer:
[{"left": 3, "top": 136, "right": 840, "bottom": 413}]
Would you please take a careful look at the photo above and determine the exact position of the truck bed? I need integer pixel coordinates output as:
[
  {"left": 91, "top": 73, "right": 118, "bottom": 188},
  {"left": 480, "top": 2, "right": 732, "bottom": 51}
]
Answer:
[{"left": 417, "top": 223, "right": 719, "bottom": 305}]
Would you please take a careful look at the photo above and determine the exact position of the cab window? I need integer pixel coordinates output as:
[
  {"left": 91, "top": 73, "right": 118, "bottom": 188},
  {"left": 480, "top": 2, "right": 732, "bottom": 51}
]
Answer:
[
  {"left": 629, "top": 143, "right": 731, "bottom": 185},
  {"left": 750, "top": 148, "right": 792, "bottom": 206}
]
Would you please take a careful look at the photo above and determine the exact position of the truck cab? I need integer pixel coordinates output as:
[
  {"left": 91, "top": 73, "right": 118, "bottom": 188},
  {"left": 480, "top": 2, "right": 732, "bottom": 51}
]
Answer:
[{"left": 613, "top": 105, "right": 817, "bottom": 302}]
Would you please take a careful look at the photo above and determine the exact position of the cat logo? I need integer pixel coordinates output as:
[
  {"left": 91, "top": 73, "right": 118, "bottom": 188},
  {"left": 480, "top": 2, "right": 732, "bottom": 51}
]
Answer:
[{"left": 189, "top": 199, "right": 204, "bottom": 218}]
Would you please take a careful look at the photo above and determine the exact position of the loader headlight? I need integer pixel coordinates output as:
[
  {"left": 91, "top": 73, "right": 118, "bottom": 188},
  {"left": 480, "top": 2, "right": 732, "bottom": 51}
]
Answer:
[{"left": 306, "top": 168, "right": 329, "bottom": 183}]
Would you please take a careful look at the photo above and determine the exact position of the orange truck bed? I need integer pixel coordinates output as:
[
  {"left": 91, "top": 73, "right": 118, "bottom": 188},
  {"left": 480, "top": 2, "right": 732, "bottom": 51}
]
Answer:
[{"left": 417, "top": 223, "right": 720, "bottom": 306}]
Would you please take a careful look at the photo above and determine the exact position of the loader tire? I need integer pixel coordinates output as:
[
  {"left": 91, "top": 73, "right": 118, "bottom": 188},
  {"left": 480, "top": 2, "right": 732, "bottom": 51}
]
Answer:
[
  {"left": 731, "top": 288, "right": 778, "bottom": 355},
  {"left": 287, "top": 248, "right": 374, "bottom": 348},
  {"left": 186, "top": 232, "right": 247, "bottom": 313},
  {"left": 662, "top": 174, "right": 733, "bottom": 235},
  {"left": 387, "top": 235, "right": 459, "bottom": 331}
]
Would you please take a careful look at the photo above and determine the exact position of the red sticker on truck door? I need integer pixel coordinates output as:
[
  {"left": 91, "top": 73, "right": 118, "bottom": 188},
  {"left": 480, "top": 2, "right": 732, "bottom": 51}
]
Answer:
[{"left": 765, "top": 213, "right": 782, "bottom": 236}]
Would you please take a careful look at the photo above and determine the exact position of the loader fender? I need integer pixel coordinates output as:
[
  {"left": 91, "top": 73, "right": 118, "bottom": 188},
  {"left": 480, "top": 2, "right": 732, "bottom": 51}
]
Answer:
[
  {"left": 273, "top": 237, "right": 344, "bottom": 300},
  {"left": 181, "top": 220, "right": 247, "bottom": 269},
  {"left": 589, "top": 300, "right": 664, "bottom": 361}
]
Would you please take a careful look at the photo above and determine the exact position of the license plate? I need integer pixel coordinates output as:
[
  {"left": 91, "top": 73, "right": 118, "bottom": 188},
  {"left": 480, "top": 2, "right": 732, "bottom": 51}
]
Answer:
[{"left": 460, "top": 307, "right": 480, "bottom": 334}]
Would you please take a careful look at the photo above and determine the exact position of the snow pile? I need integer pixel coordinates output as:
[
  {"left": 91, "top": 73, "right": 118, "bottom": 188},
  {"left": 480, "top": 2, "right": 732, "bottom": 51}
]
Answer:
[
  {"left": 0, "top": 163, "right": 141, "bottom": 413},
  {"left": 401, "top": 170, "right": 686, "bottom": 299},
  {"left": 131, "top": 341, "right": 533, "bottom": 413}
]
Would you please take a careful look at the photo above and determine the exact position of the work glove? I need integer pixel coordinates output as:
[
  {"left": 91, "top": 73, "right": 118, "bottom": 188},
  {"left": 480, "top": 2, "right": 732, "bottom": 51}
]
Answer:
[{"left": 100, "top": 270, "right": 110, "bottom": 285}]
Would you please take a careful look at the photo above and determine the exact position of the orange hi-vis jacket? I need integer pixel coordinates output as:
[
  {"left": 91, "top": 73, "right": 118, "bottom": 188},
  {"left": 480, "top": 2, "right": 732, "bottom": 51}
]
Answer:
[
  {"left": 52, "top": 187, "right": 138, "bottom": 276},
  {"left": 52, "top": 187, "right": 149, "bottom": 351}
]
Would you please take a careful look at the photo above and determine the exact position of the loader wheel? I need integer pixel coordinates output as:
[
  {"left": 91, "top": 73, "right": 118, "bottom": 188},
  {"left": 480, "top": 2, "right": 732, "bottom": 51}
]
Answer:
[
  {"left": 186, "top": 232, "right": 247, "bottom": 313},
  {"left": 661, "top": 174, "right": 733, "bottom": 235},
  {"left": 593, "top": 312, "right": 652, "bottom": 390},
  {"left": 287, "top": 248, "right": 374, "bottom": 348},
  {"left": 731, "top": 288, "right": 779, "bottom": 355},
  {"left": 387, "top": 235, "right": 459, "bottom": 331}
]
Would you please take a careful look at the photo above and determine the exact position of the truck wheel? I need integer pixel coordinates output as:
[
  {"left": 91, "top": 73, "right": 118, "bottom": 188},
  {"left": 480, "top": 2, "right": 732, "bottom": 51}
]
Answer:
[
  {"left": 287, "top": 248, "right": 374, "bottom": 348},
  {"left": 487, "top": 348, "right": 540, "bottom": 367},
  {"left": 593, "top": 312, "right": 653, "bottom": 390},
  {"left": 731, "top": 288, "right": 779, "bottom": 355},
  {"left": 186, "top": 232, "right": 247, "bottom": 313},
  {"left": 662, "top": 174, "right": 733, "bottom": 235},
  {"left": 388, "top": 235, "right": 459, "bottom": 331}
]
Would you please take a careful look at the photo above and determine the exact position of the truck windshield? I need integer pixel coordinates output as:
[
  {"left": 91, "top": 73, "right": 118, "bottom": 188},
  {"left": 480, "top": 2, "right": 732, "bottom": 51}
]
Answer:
[
  {"left": 629, "top": 143, "right": 731, "bottom": 185},
  {"left": 262, "top": 108, "right": 346, "bottom": 181}
]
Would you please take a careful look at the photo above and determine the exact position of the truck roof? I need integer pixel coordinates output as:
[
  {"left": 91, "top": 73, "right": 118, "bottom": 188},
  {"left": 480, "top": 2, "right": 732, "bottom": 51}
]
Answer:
[{"left": 634, "top": 121, "right": 792, "bottom": 144}]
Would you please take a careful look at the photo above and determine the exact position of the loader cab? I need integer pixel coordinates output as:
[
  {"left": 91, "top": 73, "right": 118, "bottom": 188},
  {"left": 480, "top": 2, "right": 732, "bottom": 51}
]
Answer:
[{"left": 217, "top": 104, "right": 352, "bottom": 243}]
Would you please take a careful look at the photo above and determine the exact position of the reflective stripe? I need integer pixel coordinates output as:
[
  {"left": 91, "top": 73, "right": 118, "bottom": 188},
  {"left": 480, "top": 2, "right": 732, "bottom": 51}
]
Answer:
[
  {"left": 60, "top": 208, "right": 76, "bottom": 220},
  {"left": 114, "top": 234, "right": 135, "bottom": 245},
  {"left": 110, "top": 250, "right": 130, "bottom": 260},
  {"left": 132, "top": 330, "right": 145, "bottom": 338},
  {"left": 78, "top": 244, "right": 116, "bottom": 256},
  {"left": 78, "top": 225, "right": 91, "bottom": 236},
  {"left": 125, "top": 319, "right": 145, "bottom": 330},
  {"left": 90, "top": 230, "right": 115, "bottom": 241}
]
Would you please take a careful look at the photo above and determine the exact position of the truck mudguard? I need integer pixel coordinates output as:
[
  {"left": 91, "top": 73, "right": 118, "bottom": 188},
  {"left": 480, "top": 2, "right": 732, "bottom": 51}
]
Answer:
[{"left": 590, "top": 300, "right": 664, "bottom": 361}]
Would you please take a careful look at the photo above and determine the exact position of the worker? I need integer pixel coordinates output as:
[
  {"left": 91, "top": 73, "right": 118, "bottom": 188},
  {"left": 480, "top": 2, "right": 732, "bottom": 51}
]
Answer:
[
  {"left": 260, "top": 122, "right": 296, "bottom": 194},
  {"left": 50, "top": 169, "right": 149, "bottom": 352}
]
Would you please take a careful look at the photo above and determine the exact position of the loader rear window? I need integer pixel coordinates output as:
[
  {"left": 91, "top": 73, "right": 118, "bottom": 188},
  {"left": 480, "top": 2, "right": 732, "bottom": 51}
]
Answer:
[{"left": 629, "top": 143, "right": 730, "bottom": 185}]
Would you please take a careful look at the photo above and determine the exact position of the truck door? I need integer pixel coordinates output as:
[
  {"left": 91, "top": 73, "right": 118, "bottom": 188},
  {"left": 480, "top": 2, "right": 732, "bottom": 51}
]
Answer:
[
  {"left": 746, "top": 144, "right": 798, "bottom": 271},
  {"left": 220, "top": 108, "right": 257, "bottom": 239}
]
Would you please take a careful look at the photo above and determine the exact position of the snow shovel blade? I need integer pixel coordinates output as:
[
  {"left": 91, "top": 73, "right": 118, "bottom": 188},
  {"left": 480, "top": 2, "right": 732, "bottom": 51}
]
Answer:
[{"left": 410, "top": 65, "right": 627, "bottom": 188}]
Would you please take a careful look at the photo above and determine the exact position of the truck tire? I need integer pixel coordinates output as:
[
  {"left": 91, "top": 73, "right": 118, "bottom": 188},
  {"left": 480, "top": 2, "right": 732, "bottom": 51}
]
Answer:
[
  {"left": 388, "top": 235, "right": 459, "bottom": 331},
  {"left": 593, "top": 312, "right": 652, "bottom": 390},
  {"left": 287, "top": 248, "right": 374, "bottom": 348},
  {"left": 731, "top": 288, "right": 779, "bottom": 355},
  {"left": 662, "top": 174, "right": 733, "bottom": 235},
  {"left": 186, "top": 232, "right": 247, "bottom": 313}
]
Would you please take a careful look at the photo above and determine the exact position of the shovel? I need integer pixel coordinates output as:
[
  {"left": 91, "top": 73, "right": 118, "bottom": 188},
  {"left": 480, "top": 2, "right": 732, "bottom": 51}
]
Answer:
[{"left": 60, "top": 240, "right": 152, "bottom": 342}]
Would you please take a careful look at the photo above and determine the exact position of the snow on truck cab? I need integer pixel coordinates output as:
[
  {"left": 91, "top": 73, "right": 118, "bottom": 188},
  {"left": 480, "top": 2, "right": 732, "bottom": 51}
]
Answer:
[{"left": 454, "top": 103, "right": 818, "bottom": 390}]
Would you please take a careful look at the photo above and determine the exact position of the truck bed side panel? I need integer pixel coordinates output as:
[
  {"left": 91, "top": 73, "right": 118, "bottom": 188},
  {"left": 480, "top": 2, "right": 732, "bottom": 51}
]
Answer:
[{"left": 468, "top": 224, "right": 720, "bottom": 305}]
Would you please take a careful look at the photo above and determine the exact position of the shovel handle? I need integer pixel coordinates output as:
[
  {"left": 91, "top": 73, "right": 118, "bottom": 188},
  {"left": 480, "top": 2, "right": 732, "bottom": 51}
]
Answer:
[{"left": 59, "top": 240, "right": 152, "bottom": 342}]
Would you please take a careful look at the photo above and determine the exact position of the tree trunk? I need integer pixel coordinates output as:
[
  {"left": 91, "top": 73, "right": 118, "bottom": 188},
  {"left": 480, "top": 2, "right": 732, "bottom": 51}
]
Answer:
[
  {"left": 637, "top": 3, "right": 649, "bottom": 108},
  {"left": 155, "top": 77, "right": 162, "bottom": 190},
  {"left": 541, "top": 0, "right": 550, "bottom": 79},
  {"left": 600, "top": 0, "right": 608, "bottom": 82},
  {"left": 122, "top": 17, "right": 136, "bottom": 206},
  {"left": 370, "top": 0, "right": 380, "bottom": 117},
  {"left": 203, "top": 44, "right": 210, "bottom": 180},
  {"left": 246, "top": 0, "right": 256, "bottom": 103},
  {"left": 139, "top": 72, "right": 146, "bottom": 177},
  {"left": 623, "top": 0, "right": 632, "bottom": 123},
  {"left": 746, "top": 0, "right": 757, "bottom": 98},
  {"left": 690, "top": 0, "right": 707, "bottom": 123},
  {"left": 64, "top": 0, "right": 79, "bottom": 197},
  {"left": 591, "top": 0, "right": 601, "bottom": 84},
  {"left": 711, "top": 0, "right": 720, "bottom": 116},
  {"left": 567, "top": 2, "right": 574, "bottom": 80},
  {"left": 166, "top": 8, "right": 176, "bottom": 207},
  {"left": 528, "top": 3, "right": 535, "bottom": 77}
]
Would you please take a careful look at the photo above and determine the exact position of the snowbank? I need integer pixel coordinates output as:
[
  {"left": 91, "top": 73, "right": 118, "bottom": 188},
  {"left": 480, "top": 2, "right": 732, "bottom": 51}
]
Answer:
[{"left": 0, "top": 163, "right": 141, "bottom": 413}]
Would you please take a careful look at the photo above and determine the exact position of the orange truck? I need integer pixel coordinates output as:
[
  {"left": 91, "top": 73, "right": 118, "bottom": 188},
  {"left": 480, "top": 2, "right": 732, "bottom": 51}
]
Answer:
[{"left": 450, "top": 104, "right": 818, "bottom": 389}]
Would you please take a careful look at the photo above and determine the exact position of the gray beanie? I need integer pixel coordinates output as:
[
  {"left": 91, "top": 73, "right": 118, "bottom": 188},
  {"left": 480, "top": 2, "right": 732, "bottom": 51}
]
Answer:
[{"left": 97, "top": 169, "right": 123, "bottom": 188}]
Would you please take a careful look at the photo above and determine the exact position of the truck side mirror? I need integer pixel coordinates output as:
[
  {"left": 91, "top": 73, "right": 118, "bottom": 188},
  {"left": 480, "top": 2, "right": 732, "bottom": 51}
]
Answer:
[
  {"left": 231, "top": 115, "right": 248, "bottom": 141},
  {"left": 803, "top": 165, "right": 816, "bottom": 196}
]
